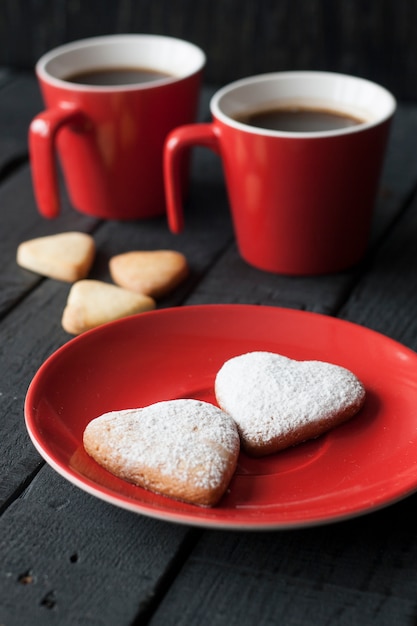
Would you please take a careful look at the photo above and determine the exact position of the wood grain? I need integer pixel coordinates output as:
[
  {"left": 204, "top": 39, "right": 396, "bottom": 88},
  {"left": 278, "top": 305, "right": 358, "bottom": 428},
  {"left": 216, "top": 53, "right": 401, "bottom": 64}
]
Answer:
[
  {"left": 148, "top": 500, "right": 417, "bottom": 626},
  {"left": 0, "top": 468, "right": 195, "bottom": 625},
  {"left": 1, "top": 0, "right": 417, "bottom": 99}
]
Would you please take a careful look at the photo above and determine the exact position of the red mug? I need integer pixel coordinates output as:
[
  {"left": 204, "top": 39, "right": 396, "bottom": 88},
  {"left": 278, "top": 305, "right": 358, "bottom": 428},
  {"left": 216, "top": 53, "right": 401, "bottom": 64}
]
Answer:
[
  {"left": 164, "top": 71, "right": 396, "bottom": 274},
  {"left": 29, "top": 34, "right": 205, "bottom": 220}
]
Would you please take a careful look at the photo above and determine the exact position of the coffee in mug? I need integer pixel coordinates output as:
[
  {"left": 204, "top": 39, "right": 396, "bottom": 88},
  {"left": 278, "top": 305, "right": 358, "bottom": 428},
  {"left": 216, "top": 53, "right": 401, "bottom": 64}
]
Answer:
[
  {"left": 234, "top": 105, "right": 366, "bottom": 132},
  {"left": 64, "top": 66, "right": 174, "bottom": 86}
]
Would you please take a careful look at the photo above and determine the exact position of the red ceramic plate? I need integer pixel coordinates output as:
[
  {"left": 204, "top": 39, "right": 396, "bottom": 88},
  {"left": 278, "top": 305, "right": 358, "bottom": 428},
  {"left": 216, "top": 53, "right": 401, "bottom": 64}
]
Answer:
[{"left": 25, "top": 304, "right": 417, "bottom": 529}]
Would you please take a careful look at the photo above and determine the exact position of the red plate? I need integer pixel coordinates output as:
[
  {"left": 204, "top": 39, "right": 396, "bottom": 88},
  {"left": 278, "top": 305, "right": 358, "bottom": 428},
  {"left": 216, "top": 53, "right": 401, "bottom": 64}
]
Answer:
[{"left": 24, "top": 304, "right": 417, "bottom": 529}]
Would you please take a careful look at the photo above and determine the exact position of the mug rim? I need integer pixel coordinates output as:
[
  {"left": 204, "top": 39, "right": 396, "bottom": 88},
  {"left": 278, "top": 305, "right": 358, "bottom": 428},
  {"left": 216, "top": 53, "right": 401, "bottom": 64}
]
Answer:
[
  {"left": 36, "top": 33, "right": 206, "bottom": 92},
  {"left": 210, "top": 71, "right": 397, "bottom": 138}
]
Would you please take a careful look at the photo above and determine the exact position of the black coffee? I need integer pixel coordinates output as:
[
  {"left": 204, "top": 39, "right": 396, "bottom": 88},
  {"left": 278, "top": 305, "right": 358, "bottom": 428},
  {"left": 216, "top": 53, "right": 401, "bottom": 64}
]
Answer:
[
  {"left": 65, "top": 66, "right": 173, "bottom": 86},
  {"left": 235, "top": 105, "right": 365, "bottom": 132}
]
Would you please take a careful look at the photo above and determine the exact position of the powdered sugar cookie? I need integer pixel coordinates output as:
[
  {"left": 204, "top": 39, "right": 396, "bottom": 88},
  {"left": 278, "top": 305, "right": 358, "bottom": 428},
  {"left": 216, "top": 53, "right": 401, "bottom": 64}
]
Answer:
[
  {"left": 215, "top": 351, "right": 366, "bottom": 457},
  {"left": 83, "top": 399, "right": 240, "bottom": 507}
]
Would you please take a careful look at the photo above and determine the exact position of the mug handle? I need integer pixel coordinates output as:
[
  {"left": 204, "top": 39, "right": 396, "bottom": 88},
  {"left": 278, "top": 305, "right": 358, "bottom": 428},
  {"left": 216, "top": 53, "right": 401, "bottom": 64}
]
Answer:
[
  {"left": 29, "top": 105, "right": 86, "bottom": 218},
  {"left": 164, "top": 123, "right": 220, "bottom": 233}
]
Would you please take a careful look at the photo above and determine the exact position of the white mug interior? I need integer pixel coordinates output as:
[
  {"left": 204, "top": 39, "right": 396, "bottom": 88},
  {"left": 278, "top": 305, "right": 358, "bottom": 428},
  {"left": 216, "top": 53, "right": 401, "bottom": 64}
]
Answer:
[
  {"left": 211, "top": 71, "right": 397, "bottom": 137},
  {"left": 36, "top": 34, "right": 206, "bottom": 91}
]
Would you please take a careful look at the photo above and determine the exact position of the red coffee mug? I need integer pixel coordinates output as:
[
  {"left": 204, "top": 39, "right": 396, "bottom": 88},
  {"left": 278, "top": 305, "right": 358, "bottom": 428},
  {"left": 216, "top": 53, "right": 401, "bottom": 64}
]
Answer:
[
  {"left": 164, "top": 71, "right": 396, "bottom": 274},
  {"left": 29, "top": 34, "right": 205, "bottom": 220}
]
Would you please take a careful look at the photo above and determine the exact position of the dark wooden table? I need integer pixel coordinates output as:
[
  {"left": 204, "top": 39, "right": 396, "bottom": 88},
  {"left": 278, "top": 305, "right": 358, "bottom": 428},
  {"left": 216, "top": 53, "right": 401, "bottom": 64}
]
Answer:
[{"left": 2, "top": 70, "right": 417, "bottom": 626}]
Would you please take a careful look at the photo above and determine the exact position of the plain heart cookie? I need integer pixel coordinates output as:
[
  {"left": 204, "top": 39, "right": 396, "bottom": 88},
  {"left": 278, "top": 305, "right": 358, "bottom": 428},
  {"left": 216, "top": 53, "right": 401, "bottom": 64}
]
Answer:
[
  {"left": 83, "top": 399, "right": 240, "bottom": 506},
  {"left": 62, "top": 279, "right": 155, "bottom": 335},
  {"left": 215, "top": 351, "right": 366, "bottom": 457},
  {"left": 17, "top": 231, "right": 95, "bottom": 282},
  {"left": 109, "top": 250, "right": 189, "bottom": 298}
]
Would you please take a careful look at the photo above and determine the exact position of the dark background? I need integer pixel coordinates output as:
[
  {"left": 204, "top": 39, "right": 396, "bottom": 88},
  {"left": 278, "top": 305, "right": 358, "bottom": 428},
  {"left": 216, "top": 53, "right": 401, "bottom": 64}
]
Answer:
[{"left": 0, "top": 0, "right": 415, "bottom": 100}]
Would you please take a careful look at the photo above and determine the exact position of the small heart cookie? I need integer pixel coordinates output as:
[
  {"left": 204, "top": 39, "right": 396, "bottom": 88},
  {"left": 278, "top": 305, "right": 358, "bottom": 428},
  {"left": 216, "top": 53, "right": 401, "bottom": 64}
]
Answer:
[
  {"left": 109, "top": 250, "right": 189, "bottom": 298},
  {"left": 17, "top": 231, "right": 95, "bottom": 282},
  {"left": 83, "top": 399, "right": 240, "bottom": 506},
  {"left": 62, "top": 279, "right": 155, "bottom": 335},
  {"left": 215, "top": 351, "right": 366, "bottom": 457}
]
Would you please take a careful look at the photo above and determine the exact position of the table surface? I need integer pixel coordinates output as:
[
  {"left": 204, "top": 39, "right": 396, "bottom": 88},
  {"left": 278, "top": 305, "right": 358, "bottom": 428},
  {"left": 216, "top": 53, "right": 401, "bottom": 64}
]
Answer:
[{"left": 2, "top": 71, "right": 417, "bottom": 626}]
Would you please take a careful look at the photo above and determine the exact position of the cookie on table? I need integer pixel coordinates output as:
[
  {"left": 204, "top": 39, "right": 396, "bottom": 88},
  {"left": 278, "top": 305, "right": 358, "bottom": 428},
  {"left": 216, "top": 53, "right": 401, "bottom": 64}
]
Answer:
[
  {"left": 17, "top": 231, "right": 95, "bottom": 282},
  {"left": 62, "top": 279, "right": 155, "bottom": 335},
  {"left": 109, "top": 249, "right": 189, "bottom": 298},
  {"left": 215, "top": 351, "right": 366, "bottom": 457},
  {"left": 83, "top": 399, "right": 240, "bottom": 507}
]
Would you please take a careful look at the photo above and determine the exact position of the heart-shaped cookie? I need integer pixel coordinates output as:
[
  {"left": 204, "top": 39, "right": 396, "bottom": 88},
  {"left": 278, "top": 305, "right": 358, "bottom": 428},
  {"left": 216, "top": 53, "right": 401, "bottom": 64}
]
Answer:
[
  {"left": 83, "top": 399, "right": 240, "bottom": 506},
  {"left": 109, "top": 250, "right": 189, "bottom": 298},
  {"left": 215, "top": 351, "right": 366, "bottom": 457},
  {"left": 17, "top": 231, "right": 95, "bottom": 282},
  {"left": 62, "top": 279, "right": 155, "bottom": 335}
]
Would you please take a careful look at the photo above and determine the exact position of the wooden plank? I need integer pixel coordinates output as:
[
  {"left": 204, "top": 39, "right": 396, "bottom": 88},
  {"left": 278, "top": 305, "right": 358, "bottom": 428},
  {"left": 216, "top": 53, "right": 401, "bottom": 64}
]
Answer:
[
  {"left": 370, "top": 103, "right": 417, "bottom": 244},
  {"left": 340, "top": 188, "right": 417, "bottom": 349},
  {"left": 1, "top": 1, "right": 417, "bottom": 99},
  {"left": 0, "top": 72, "right": 43, "bottom": 168},
  {"left": 0, "top": 276, "right": 83, "bottom": 506},
  {"left": 0, "top": 466, "right": 195, "bottom": 626},
  {"left": 184, "top": 243, "right": 359, "bottom": 315},
  {"left": 147, "top": 498, "right": 417, "bottom": 626}
]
